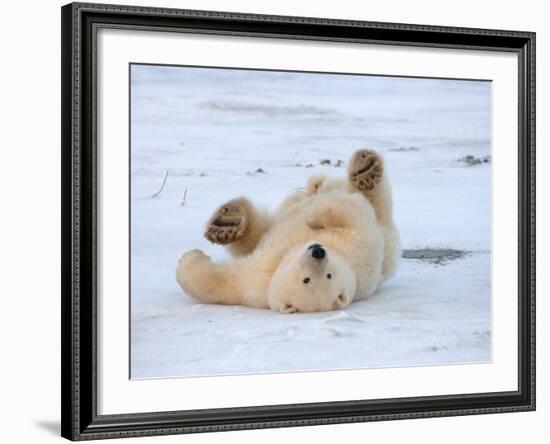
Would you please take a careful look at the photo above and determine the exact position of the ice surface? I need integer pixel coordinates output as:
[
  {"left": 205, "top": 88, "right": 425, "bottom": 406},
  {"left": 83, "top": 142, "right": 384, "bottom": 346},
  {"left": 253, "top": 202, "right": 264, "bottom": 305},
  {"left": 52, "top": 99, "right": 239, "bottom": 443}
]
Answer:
[{"left": 129, "top": 65, "right": 491, "bottom": 379}]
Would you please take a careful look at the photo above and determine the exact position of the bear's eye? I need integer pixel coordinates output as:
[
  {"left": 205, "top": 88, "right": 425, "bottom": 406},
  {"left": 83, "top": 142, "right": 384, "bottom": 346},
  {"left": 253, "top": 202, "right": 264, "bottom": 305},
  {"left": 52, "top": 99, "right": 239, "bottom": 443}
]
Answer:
[
  {"left": 303, "top": 277, "right": 311, "bottom": 284},
  {"left": 326, "top": 273, "right": 332, "bottom": 279}
]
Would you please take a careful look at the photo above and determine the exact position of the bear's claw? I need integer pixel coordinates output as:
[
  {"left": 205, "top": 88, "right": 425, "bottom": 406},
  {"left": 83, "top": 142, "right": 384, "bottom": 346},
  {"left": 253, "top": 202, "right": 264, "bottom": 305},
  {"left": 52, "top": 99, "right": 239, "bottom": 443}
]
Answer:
[
  {"left": 348, "top": 149, "right": 384, "bottom": 191},
  {"left": 205, "top": 198, "right": 248, "bottom": 245}
]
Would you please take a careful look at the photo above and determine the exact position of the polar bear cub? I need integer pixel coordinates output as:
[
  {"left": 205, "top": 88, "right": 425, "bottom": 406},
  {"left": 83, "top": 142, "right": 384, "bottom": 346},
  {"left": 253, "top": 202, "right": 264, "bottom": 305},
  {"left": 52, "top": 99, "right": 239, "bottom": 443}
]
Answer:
[{"left": 176, "top": 149, "right": 401, "bottom": 313}]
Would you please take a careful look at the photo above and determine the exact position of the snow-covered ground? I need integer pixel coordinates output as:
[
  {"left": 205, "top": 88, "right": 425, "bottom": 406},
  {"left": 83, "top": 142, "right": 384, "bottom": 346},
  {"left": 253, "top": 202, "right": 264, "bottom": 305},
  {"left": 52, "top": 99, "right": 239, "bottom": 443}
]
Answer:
[{"left": 130, "top": 65, "right": 492, "bottom": 379}]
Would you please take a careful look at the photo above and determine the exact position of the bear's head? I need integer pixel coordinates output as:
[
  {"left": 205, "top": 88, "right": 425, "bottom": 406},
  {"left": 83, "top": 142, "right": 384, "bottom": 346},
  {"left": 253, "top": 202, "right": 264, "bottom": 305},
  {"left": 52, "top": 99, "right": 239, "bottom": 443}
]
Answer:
[{"left": 267, "top": 242, "right": 357, "bottom": 313}]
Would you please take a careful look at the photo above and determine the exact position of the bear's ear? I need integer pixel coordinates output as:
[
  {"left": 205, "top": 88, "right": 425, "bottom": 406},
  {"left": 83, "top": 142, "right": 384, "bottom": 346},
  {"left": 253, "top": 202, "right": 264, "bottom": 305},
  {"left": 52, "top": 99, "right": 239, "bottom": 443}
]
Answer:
[
  {"left": 334, "top": 291, "right": 351, "bottom": 309},
  {"left": 280, "top": 303, "right": 297, "bottom": 314}
]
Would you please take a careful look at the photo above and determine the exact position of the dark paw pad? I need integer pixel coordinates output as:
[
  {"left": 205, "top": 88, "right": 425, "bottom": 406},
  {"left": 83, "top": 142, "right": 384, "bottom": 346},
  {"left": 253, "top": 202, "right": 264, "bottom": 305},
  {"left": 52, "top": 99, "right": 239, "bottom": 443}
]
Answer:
[
  {"left": 204, "top": 198, "right": 248, "bottom": 244},
  {"left": 348, "top": 149, "right": 384, "bottom": 191}
]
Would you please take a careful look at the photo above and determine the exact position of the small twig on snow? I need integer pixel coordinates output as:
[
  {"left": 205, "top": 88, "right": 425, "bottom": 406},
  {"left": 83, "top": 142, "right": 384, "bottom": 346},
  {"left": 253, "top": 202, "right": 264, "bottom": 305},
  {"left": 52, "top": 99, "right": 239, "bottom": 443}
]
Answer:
[
  {"left": 181, "top": 189, "right": 188, "bottom": 206},
  {"left": 150, "top": 170, "right": 168, "bottom": 198}
]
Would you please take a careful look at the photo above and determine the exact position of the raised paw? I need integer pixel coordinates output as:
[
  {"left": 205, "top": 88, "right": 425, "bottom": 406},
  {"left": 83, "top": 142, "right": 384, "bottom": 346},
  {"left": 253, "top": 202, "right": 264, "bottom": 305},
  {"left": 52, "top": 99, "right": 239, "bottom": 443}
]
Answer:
[
  {"left": 348, "top": 149, "right": 384, "bottom": 191},
  {"left": 204, "top": 197, "right": 249, "bottom": 245}
]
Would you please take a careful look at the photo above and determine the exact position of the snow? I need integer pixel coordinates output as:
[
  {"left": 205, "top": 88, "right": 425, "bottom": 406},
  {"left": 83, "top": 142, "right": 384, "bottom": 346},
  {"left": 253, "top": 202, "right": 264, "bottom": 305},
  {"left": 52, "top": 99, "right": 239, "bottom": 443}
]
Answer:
[{"left": 130, "top": 65, "right": 492, "bottom": 379}]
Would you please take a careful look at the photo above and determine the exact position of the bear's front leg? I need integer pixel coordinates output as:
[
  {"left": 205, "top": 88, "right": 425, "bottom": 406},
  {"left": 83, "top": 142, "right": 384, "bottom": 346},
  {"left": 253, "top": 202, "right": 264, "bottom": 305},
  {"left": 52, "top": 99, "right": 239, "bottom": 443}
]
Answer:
[
  {"left": 204, "top": 197, "right": 272, "bottom": 257},
  {"left": 204, "top": 198, "right": 249, "bottom": 244},
  {"left": 176, "top": 250, "right": 242, "bottom": 306}
]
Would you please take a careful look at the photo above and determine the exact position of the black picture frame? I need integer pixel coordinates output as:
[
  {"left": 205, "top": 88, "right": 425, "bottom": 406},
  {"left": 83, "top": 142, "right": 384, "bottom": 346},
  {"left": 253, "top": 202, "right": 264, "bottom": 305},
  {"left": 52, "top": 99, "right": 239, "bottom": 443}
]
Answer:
[{"left": 61, "top": 2, "right": 536, "bottom": 440}]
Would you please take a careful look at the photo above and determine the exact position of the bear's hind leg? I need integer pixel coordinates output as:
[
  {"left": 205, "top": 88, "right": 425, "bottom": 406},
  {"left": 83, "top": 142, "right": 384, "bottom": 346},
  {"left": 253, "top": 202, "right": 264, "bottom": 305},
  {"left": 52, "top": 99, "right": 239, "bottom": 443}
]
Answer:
[
  {"left": 348, "top": 149, "right": 384, "bottom": 192},
  {"left": 205, "top": 197, "right": 272, "bottom": 256},
  {"left": 347, "top": 149, "right": 393, "bottom": 226},
  {"left": 347, "top": 149, "right": 401, "bottom": 279}
]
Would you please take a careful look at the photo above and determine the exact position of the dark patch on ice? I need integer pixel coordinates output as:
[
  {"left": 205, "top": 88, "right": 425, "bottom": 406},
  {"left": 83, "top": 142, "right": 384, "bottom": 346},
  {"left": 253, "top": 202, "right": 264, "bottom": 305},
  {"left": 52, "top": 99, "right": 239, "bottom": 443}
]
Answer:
[
  {"left": 246, "top": 168, "right": 267, "bottom": 176},
  {"left": 402, "top": 248, "right": 467, "bottom": 265},
  {"left": 389, "top": 146, "right": 419, "bottom": 152},
  {"left": 294, "top": 159, "right": 343, "bottom": 169},
  {"left": 424, "top": 345, "right": 448, "bottom": 352},
  {"left": 319, "top": 159, "right": 344, "bottom": 167},
  {"left": 457, "top": 154, "right": 491, "bottom": 166}
]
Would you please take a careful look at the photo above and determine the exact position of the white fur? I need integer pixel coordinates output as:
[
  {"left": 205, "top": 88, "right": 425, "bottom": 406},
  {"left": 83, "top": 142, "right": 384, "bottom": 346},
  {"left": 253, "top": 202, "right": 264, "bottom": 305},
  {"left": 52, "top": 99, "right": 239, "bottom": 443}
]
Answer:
[{"left": 176, "top": 151, "right": 401, "bottom": 313}]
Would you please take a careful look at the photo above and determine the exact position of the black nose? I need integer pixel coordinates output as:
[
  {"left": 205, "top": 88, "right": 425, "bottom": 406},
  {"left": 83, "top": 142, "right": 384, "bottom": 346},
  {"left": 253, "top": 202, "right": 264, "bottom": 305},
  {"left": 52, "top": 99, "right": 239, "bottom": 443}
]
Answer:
[{"left": 310, "top": 246, "right": 326, "bottom": 259}]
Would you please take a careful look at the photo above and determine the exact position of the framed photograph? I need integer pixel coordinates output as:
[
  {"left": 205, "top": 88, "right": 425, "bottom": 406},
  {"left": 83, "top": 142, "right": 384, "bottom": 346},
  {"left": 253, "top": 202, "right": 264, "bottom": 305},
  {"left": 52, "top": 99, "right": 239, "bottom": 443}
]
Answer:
[{"left": 61, "top": 2, "right": 536, "bottom": 440}]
